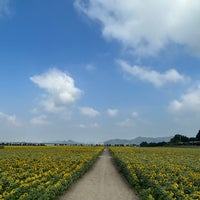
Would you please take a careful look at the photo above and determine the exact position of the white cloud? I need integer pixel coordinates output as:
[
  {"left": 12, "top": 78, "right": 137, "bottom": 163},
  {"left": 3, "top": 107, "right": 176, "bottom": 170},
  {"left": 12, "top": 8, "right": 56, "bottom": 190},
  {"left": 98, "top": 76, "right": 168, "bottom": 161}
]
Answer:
[
  {"left": 117, "top": 118, "right": 134, "bottom": 127},
  {"left": 0, "top": 0, "right": 10, "bottom": 18},
  {"left": 79, "top": 122, "right": 99, "bottom": 128},
  {"left": 30, "top": 108, "right": 39, "bottom": 114},
  {"left": 90, "top": 122, "right": 99, "bottom": 128},
  {"left": 75, "top": 0, "right": 200, "bottom": 56},
  {"left": 79, "top": 107, "right": 100, "bottom": 117},
  {"left": 169, "top": 85, "right": 200, "bottom": 114},
  {"left": 118, "top": 60, "right": 188, "bottom": 87},
  {"left": 0, "top": 112, "right": 20, "bottom": 126},
  {"left": 85, "top": 64, "right": 96, "bottom": 71},
  {"left": 107, "top": 108, "right": 118, "bottom": 117},
  {"left": 30, "top": 115, "right": 51, "bottom": 125},
  {"left": 132, "top": 112, "right": 138, "bottom": 118},
  {"left": 30, "top": 68, "right": 82, "bottom": 113},
  {"left": 79, "top": 124, "right": 86, "bottom": 128}
]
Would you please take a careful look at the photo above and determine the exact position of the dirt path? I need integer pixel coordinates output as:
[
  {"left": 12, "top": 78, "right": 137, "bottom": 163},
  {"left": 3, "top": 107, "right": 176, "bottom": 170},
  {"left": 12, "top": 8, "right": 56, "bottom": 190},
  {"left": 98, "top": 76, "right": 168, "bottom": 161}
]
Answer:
[{"left": 59, "top": 149, "right": 140, "bottom": 200}]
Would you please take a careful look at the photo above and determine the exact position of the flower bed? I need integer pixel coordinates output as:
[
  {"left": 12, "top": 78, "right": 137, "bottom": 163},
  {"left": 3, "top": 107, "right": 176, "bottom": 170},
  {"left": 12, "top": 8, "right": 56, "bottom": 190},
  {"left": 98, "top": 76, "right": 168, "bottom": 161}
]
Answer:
[
  {"left": 0, "top": 146, "right": 103, "bottom": 199},
  {"left": 109, "top": 147, "right": 200, "bottom": 200}
]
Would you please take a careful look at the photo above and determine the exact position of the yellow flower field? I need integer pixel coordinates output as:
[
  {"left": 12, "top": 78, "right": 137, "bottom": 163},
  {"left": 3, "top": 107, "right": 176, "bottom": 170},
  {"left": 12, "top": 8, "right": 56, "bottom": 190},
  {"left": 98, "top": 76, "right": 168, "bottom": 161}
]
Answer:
[
  {"left": 0, "top": 146, "right": 103, "bottom": 200},
  {"left": 109, "top": 147, "right": 200, "bottom": 200}
]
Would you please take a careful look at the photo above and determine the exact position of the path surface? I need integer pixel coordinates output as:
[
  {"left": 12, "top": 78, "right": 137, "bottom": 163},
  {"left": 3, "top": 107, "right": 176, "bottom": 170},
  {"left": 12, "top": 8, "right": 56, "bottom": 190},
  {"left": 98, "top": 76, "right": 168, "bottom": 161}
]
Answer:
[{"left": 59, "top": 149, "right": 140, "bottom": 200}]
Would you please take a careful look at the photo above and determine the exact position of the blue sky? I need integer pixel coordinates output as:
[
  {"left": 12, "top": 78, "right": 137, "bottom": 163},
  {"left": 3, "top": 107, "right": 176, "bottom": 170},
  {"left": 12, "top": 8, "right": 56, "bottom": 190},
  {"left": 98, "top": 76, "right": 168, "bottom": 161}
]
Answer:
[{"left": 1, "top": 0, "right": 200, "bottom": 143}]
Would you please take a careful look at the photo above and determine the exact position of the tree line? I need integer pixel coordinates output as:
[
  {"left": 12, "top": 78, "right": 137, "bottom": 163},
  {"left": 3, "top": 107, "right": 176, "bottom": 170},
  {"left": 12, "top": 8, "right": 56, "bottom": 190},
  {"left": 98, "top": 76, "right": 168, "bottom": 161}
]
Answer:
[{"left": 140, "top": 130, "right": 200, "bottom": 147}]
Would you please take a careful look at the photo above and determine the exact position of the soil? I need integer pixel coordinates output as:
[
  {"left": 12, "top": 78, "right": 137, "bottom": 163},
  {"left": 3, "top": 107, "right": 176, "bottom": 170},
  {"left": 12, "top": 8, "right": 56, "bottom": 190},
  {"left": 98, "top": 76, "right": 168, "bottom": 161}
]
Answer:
[{"left": 59, "top": 149, "right": 140, "bottom": 200}]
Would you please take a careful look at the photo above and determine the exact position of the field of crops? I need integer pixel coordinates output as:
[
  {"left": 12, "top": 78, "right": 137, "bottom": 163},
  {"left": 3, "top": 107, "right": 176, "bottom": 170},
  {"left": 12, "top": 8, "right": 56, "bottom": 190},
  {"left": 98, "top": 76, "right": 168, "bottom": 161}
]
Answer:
[
  {"left": 110, "top": 147, "right": 200, "bottom": 200},
  {"left": 0, "top": 146, "right": 103, "bottom": 200}
]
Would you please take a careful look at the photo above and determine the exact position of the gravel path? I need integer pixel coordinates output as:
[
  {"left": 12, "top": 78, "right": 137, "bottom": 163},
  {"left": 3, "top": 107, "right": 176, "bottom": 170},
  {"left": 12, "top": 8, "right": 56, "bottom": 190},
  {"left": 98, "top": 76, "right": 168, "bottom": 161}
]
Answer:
[{"left": 59, "top": 149, "right": 140, "bottom": 200}]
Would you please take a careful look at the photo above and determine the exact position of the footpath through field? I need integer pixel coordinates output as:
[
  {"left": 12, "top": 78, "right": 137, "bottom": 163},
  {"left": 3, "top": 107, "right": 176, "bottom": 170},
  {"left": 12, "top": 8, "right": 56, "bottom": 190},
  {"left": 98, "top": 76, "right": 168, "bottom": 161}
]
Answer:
[{"left": 59, "top": 149, "right": 140, "bottom": 200}]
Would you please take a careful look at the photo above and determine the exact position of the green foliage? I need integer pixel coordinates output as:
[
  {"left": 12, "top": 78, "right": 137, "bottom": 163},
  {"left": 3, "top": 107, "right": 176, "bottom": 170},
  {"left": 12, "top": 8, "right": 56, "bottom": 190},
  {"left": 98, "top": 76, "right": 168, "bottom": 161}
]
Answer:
[
  {"left": 196, "top": 130, "right": 200, "bottom": 141},
  {"left": 170, "top": 134, "right": 189, "bottom": 143}
]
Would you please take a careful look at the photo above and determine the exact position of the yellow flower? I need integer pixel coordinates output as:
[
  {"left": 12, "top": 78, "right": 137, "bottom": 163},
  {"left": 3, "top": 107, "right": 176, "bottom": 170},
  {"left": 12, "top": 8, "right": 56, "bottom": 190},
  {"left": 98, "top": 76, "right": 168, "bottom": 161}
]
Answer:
[
  {"left": 0, "top": 146, "right": 103, "bottom": 199},
  {"left": 173, "top": 183, "right": 179, "bottom": 189},
  {"left": 148, "top": 194, "right": 154, "bottom": 200},
  {"left": 3, "top": 191, "right": 9, "bottom": 197},
  {"left": 109, "top": 146, "right": 200, "bottom": 199},
  {"left": 11, "top": 189, "right": 16, "bottom": 194},
  {"left": 19, "top": 193, "right": 29, "bottom": 199}
]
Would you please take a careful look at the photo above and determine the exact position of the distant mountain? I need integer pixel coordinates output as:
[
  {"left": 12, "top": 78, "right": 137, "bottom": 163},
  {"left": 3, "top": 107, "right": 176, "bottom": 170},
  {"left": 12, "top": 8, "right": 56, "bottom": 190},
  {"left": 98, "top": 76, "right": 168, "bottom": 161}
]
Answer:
[
  {"left": 48, "top": 136, "right": 172, "bottom": 145},
  {"left": 130, "top": 136, "right": 172, "bottom": 145},
  {"left": 104, "top": 136, "right": 172, "bottom": 145}
]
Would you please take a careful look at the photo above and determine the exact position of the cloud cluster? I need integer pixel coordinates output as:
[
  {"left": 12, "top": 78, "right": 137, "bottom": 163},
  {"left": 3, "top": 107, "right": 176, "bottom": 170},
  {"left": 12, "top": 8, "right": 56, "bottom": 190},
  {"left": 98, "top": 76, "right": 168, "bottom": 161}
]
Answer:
[
  {"left": 0, "top": 0, "right": 10, "bottom": 18},
  {"left": 79, "top": 122, "right": 99, "bottom": 128},
  {"left": 107, "top": 108, "right": 118, "bottom": 117},
  {"left": 79, "top": 107, "right": 100, "bottom": 117},
  {"left": 30, "top": 68, "right": 82, "bottom": 113},
  {"left": 117, "top": 118, "right": 134, "bottom": 127},
  {"left": 169, "top": 85, "right": 200, "bottom": 114},
  {"left": 30, "top": 115, "right": 51, "bottom": 125},
  {"left": 85, "top": 64, "right": 96, "bottom": 71},
  {"left": 118, "top": 60, "right": 188, "bottom": 87},
  {"left": 132, "top": 112, "right": 138, "bottom": 118},
  {"left": 75, "top": 0, "right": 200, "bottom": 56},
  {"left": 0, "top": 112, "right": 20, "bottom": 126},
  {"left": 117, "top": 111, "right": 139, "bottom": 127}
]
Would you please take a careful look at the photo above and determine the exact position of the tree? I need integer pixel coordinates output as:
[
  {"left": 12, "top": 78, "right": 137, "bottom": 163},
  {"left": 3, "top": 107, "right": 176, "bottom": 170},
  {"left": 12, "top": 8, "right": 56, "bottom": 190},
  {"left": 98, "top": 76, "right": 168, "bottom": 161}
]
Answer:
[
  {"left": 170, "top": 134, "right": 189, "bottom": 143},
  {"left": 140, "top": 142, "right": 148, "bottom": 147},
  {"left": 196, "top": 130, "right": 200, "bottom": 141}
]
